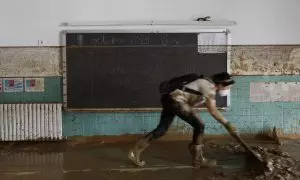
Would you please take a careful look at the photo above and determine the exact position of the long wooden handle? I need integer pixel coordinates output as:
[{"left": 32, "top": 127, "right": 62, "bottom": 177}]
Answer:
[
  {"left": 230, "top": 133, "right": 264, "bottom": 162},
  {"left": 230, "top": 133, "right": 252, "bottom": 152}
]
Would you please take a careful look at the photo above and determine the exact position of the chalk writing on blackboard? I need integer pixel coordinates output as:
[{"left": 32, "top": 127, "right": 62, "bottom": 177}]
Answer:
[
  {"left": 160, "top": 35, "right": 168, "bottom": 46},
  {"left": 91, "top": 35, "right": 125, "bottom": 45},
  {"left": 134, "top": 35, "right": 150, "bottom": 45}
]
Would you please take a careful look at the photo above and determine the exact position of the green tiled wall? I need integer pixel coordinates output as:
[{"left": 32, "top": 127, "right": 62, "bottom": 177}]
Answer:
[
  {"left": 2, "top": 76, "right": 299, "bottom": 136},
  {"left": 63, "top": 76, "right": 300, "bottom": 136}
]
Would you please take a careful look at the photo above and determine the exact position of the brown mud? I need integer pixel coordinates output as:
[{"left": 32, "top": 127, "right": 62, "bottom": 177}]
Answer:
[
  {"left": 208, "top": 141, "right": 300, "bottom": 179},
  {"left": 0, "top": 139, "right": 300, "bottom": 180}
]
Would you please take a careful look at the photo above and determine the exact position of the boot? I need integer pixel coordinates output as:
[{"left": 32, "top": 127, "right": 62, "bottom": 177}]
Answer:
[
  {"left": 189, "top": 143, "right": 217, "bottom": 168},
  {"left": 128, "top": 137, "right": 150, "bottom": 167}
]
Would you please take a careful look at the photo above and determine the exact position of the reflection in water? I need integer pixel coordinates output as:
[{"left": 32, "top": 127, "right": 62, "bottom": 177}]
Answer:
[{"left": 0, "top": 152, "right": 64, "bottom": 180}]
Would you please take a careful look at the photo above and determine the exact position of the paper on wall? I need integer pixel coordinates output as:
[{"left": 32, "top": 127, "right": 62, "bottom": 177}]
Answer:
[
  {"left": 24, "top": 78, "right": 45, "bottom": 92},
  {"left": 250, "top": 82, "right": 300, "bottom": 102},
  {"left": 0, "top": 78, "right": 2, "bottom": 92},
  {"left": 198, "top": 33, "right": 227, "bottom": 53},
  {"left": 3, "top": 78, "right": 24, "bottom": 92}
]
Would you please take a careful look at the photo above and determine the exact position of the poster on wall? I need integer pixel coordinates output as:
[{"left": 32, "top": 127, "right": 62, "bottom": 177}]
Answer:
[
  {"left": 3, "top": 78, "right": 24, "bottom": 92},
  {"left": 0, "top": 78, "right": 2, "bottom": 92},
  {"left": 24, "top": 78, "right": 45, "bottom": 92},
  {"left": 250, "top": 82, "right": 300, "bottom": 102},
  {"left": 197, "top": 33, "right": 227, "bottom": 54}
]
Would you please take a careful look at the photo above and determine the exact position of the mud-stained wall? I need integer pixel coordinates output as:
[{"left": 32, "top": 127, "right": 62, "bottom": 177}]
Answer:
[
  {"left": 1, "top": 46, "right": 300, "bottom": 77},
  {"left": 231, "top": 46, "right": 300, "bottom": 75},
  {"left": 0, "top": 47, "right": 61, "bottom": 77}
]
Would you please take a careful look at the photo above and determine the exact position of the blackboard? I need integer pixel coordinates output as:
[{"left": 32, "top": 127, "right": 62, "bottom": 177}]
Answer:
[{"left": 63, "top": 33, "right": 228, "bottom": 111}]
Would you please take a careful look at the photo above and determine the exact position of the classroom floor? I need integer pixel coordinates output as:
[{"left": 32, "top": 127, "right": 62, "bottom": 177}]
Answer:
[{"left": 1, "top": 138, "right": 300, "bottom": 180}]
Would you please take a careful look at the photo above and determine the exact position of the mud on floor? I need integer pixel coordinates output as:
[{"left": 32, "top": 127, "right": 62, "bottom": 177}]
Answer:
[
  {"left": 1, "top": 139, "right": 300, "bottom": 180},
  {"left": 208, "top": 142, "right": 300, "bottom": 179}
]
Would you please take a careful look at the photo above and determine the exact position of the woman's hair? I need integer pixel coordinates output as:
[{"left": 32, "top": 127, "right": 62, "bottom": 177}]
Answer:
[{"left": 211, "top": 72, "right": 235, "bottom": 87}]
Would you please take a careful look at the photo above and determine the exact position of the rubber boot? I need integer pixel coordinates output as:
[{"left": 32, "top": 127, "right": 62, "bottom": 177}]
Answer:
[
  {"left": 128, "top": 137, "right": 150, "bottom": 167},
  {"left": 189, "top": 143, "right": 217, "bottom": 168}
]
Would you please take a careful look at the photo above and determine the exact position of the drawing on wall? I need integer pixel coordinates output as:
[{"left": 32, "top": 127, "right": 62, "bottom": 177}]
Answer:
[
  {"left": 0, "top": 78, "right": 2, "bottom": 92},
  {"left": 250, "top": 82, "right": 300, "bottom": 102},
  {"left": 24, "top": 78, "right": 45, "bottom": 92},
  {"left": 3, "top": 78, "right": 24, "bottom": 92}
]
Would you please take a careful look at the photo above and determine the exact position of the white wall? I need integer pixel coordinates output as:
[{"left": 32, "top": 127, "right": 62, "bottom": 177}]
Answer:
[{"left": 0, "top": 0, "right": 299, "bottom": 46}]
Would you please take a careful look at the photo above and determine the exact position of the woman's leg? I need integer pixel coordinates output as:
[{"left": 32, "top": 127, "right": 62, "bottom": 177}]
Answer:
[
  {"left": 128, "top": 95, "right": 175, "bottom": 167},
  {"left": 173, "top": 103, "right": 216, "bottom": 168}
]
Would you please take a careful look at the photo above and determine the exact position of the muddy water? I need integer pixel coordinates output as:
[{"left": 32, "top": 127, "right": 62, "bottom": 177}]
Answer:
[{"left": 0, "top": 139, "right": 300, "bottom": 180}]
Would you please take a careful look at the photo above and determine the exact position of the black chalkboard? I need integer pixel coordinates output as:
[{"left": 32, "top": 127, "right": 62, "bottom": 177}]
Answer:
[{"left": 64, "top": 33, "right": 228, "bottom": 111}]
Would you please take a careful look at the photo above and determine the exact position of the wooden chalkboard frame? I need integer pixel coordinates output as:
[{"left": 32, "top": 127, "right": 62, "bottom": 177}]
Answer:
[{"left": 60, "top": 28, "right": 231, "bottom": 112}]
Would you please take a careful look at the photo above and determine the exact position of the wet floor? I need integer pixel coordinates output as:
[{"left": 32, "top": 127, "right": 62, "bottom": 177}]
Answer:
[{"left": 0, "top": 138, "right": 300, "bottom": 180}]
